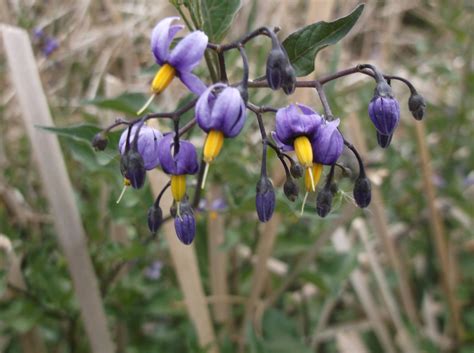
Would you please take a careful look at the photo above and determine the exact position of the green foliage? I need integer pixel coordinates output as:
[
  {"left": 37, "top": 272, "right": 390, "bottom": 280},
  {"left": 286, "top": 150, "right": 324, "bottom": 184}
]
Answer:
[
  {"left": 199, "top": 0, "right": 242, "bottom": 42},
  {"left": 283, "top": 4, "right": 364, "bottom": 76}
]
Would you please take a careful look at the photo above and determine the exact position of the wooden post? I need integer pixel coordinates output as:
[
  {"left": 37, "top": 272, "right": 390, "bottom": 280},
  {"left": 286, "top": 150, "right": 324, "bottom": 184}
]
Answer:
[{"left": 1, "top": 25, "right": 115, "bottom": 353}]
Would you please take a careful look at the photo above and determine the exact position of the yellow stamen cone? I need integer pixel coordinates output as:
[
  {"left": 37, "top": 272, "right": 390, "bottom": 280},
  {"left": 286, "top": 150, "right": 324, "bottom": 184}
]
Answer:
[
  {"left": 293, "top": 136, "right": 313, "bottom": 168},
  {"left": 203, "top": 130, "right": 224, "bottom": 163},
  {"left": 136, "top": 64, "right": 176, "bottom": 115},
  {"left": 304, "top": 164, "right": 323, "bottom": 192},
  {"left": 201, "top": 130, "right": 224, "bottom": 190},
  {"left": 171, "top": 175, "right": 186, "bottom": 202}
]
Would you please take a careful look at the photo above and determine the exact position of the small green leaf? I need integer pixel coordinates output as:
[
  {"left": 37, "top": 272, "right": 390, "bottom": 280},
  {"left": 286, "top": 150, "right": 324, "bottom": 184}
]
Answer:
[
  {"left": 283, "top": 4, "right": 364, "bottom": 76},
  {"left": 200, "top": 0, "right": 242, "bottom": 42},
  {"left": 85, "top": 92, "right": 151, "bottom": 115}
]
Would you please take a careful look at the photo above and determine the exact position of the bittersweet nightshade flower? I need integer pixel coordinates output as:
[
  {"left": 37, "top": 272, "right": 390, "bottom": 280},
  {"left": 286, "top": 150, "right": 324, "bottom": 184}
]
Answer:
[
  {"left": 174, "top": 202, "right": 196, "bottom": 245},
  {"left": 311, "top": 119, "right": 344, "bottom": 165},
  {"left": 368, "top": 81, "right": 400, "bottom": 137},
  {"left": 301, "top": 163, "right": 323, "bottom": 214},
  {"left": 273, "top": 104, "right": 323, "bottom": 191},
  {"left": 158, "top": 134, "right": 198, "bottom": 214},
  {"left": 266, "top": 44, "right": 296, "bottom": 94},
  {"left": 256, "top": 176, "right": 276, "bottom": 222},
  {"left": 118, "top": 124, "right": 162, "bottom": 170},
  {"left": 408, "top": 92, "right": 426, "bottom": 121},
  {"left": 137, "top": 17, "right": 209, "bottom": 115},
  {"left": 196, "top": 83, "right": 247, "bottom": 188}
]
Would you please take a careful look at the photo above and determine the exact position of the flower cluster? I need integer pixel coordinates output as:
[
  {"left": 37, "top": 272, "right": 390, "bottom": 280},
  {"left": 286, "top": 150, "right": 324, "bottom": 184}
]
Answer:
[{"left": 93, "top": 16, "right": 425, "bottom": 245}]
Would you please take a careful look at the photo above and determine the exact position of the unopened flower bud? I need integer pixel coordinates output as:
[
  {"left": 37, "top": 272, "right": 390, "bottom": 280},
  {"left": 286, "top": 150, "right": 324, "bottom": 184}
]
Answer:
[
  {"left": 120, "top": 149, "right": 146, "bottom": 189},
  {"left": 290, "top": 161, "right": 304, "bottom": 179},
  {"left": 353, "top": 176, "right": 372, "bottom": 208},
  {"left": 368, "top": 81, "right": 400, "bottom": 136},
  {"left": 92, "top": 132, "right": 108, "bottom": 151},
  {"left": 266, "top": 46, "right": 296, "bottom": 95},
  {"left": 376, "top": 131, "right": 393, "bottom": 149},
  {"left": 283, "top": 178, "right": 299, "bottom": 202},
  {"left": 408, "top": 93, "right": 426, "bottom": 121},
  {"left": 147, "top": 205, "right": 163, "bottom": 233},
  {"left": 174, "top": 202, "right": 196, "bottom": 245},
  {"left": 256, "top": 177, "right": 275, "bottom": 222},
  {"left": 316, "top": 187, "right": 333, "bottom": 217}
]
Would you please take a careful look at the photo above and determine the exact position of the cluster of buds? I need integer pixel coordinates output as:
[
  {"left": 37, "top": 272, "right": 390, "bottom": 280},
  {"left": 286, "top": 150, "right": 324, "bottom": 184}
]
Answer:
[{"left": 92, "top": 17, "right": 425, "bottom": 245}]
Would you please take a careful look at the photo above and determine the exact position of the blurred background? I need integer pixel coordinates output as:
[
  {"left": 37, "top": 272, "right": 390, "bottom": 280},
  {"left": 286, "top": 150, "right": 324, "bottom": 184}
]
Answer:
[{"left": 0, "top": 0, "right": 473, "bottom": 352}]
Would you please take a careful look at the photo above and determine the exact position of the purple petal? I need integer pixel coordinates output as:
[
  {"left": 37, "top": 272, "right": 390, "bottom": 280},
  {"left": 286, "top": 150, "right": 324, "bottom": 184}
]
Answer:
[
  {"left": 271, "top": 131, "right": 294, "bottom": 152},
  {"left": 196, "top": 84, "right": 218, "bottom": 132},
  {"left": 157, "top": 134, "right": 198, "bottom": 175},
  {"left": 275, "top": 104, "right": 321, "bottom": 145},
  {"left": 211, "top": 87, "right": 246, "bottom": 137},
  {"left": 168, "top": 31, "right": 208, "bottom": 72},
  {"left": 151, "top": 17, "right": 182, "bottom": 64},
  {"left": 312, "top": 119, "right": 343, "bottom": 165},
  {"left": 179, "top": 71, "right": 208, "bottom": 96},
  {"left": 296, "top": 103, "right": 317, "bottom": 116},
  {"left": 119, "top": 125, "right": 162, "bottom": 170}
]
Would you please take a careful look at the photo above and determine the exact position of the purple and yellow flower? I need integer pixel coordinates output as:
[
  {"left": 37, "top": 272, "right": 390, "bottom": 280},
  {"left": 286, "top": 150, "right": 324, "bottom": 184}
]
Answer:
[
  {"left": 195, "top": 83, "right": 247, "bottom": 188},
  {"left": 273, "top": 104, "right": 322, "bottom": 191},
  {"left": 137, "top": 17, "right": 209, "bottom": 115},
  {"left": 117, "top": 124, "right": 162, "bottom": 202},
  {"left": 157, "top": 134, "right": 199, "bottom": 213}
]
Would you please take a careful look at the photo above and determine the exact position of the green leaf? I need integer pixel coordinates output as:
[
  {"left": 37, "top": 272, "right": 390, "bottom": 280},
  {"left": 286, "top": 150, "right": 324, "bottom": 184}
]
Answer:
[
  {"left": 282, "top": 4, "right": 364, "bottom": 76},
  {"left": 85, "top": 92, "right": 151, "bottom": 115},
  {"left": 200, "top": 0, "right": 241, "bottom": 42}
]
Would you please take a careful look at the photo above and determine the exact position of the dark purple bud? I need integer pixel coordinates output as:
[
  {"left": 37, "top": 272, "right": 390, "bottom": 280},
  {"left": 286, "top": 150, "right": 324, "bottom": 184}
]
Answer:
[
  {"left": 174, "top": 203, "right": 196, "bottom": 245},
  {"left": 266, "top": 44, "right": 296, "bottom": 95},
  {"left": 120, "top": 149, "right": 146, "bottom": 189},
  {"left": 368, "top": 82, "right": 400, "bottom": 136},
  {"left": 312, "top": 119, "right": 344, "bottom": 165},
  {"left": 353, "top": 176, "right": 371, "bottom": 208},
  {"left": 283, "top": 178, "right": 299, "bottom": 202},
  {"left": 92, "top": 132, "right": 108, "bottom": 151},
  {"left": 147, "top": 205, "right": 163, "bottom": 233},
  {"left": 290, "top": 160, "right": 304, "bottom": 179},
  {"left": 408, "top": 93, "right": 426, "bottom": 121},
  {"left": 281, "top": 64, "right": 296, "bottom": 95},
  {"left": 376, "top": 131, "right": 393, "bottom": 148},
  {"left": 256, "top": 177, "right": 275, "bottom": 222},
  {"left": 316, "top": 187, "right": 333, "bottom": 218}
]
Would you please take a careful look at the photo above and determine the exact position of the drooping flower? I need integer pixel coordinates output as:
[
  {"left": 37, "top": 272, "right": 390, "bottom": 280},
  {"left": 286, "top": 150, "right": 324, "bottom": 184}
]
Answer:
[
  {"left": 157, "top": 134, "right": 199, "bottom": 212},
  {"left": 195, "top": 83, "right": 247, "bottom": 188},
  {"left": 311, "top": 119, "right": 344, "bottom": 165},
  {"left": 368, "top": 81, "right": 400, "bottom": 138},
  {"left": 118, "top": 124, "right": 162, "bottom": 170},
  {"left": 273, "top": 104, "right": 322, "bottom": 191},
  {"left": 137, "top": 17, "right": 209, "bottom": 115}
]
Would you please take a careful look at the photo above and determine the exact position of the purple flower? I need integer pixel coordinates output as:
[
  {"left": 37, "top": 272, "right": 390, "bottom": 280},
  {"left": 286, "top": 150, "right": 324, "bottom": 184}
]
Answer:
[
  {"left": 118, "top": 124, "right": 162, "bottom": 170},
  {"left": 196, "top": 83, "right": 247, "bottom": 138},
  {"left": 311, "top": 119, "right": 344, "bottom": 165},
  {"left": 43, "top": 37, "right": 58, "bottom": 57},
  {"left": 256, "top": 176, "right": 275, "bottom": 222},
  {"left": 273, "top": 104, "right": 322, "bottom": 150},
  {"left": 144, "top": 261, "right": 163, "bottom": 280},
  {"left": 157, "top": 134, "right": 198, "bottom": 176},
  {"left": 174, "top": 206, "right": 196, "bottom": 245},
  {"left": 368, "top": 95, "right": 400, "bottom": 136},
  {"left": 150, "top": 17, "right": 208, "bottom": 96}
]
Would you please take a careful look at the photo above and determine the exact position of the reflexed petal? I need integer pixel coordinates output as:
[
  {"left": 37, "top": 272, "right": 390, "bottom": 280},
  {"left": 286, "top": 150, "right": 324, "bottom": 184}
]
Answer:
[
  {"left": 179, "top": 71, "right": 208, "bottom": 95},
  {"left": 196, "top": 84, "right": 223, "bottom": 132},
  {"left": 118, "top": 124, "right": 162, "bottom": 170},
  {"left": 296, "top": 103, "right": 317, "bottom": 116},
  {"left": 312, "top": 119, "right": 343, "bottom": 165},
  {"left": 157, "top": 134, "right": 198, "bottom": 175},
  {"left": 211, "top": 87, "right": 246, "bottom": 137},
  {"left": 151, "top": 17, "right": 181, "bottom": 64},
  {"left": 168, "top": 31, "right": 208, "bottom": 72},
  {"left": 275, "top": 104, "right": 321, "bottom": 145},
  {"left": 271, "top": 131, "right": 294, "bottom": 152}
]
